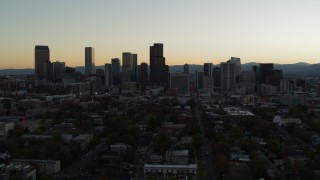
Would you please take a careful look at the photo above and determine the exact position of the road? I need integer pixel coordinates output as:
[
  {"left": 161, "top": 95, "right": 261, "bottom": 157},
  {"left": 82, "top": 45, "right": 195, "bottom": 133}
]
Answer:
[
  {"left": 53, "top": 140, "right": 106, "bottom": 179},
  {"left": 195, "top": 105, "right": 214, "bottom": 180}
]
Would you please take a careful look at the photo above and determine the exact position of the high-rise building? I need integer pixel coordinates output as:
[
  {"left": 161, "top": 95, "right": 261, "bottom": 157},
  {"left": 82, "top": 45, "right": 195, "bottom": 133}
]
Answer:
[
  {"left": 35, "top": 45, "right": 51, "bottom": 81},
  {"left": 96, "top": 69, "right": 105, "bottom": 89},
  {"left": 52, "top": 61, "right": 65, "bottom": 82},
  {"left": 111, "top": 58, "right": 121, "bottom": 85},
  {"left": 122, "top": 52, "right": 137, "bottom": 83},
  {"left": 131, "top": 54, "right": 138, "bottom": 82},
  {"left": 220, "top": 61, "right": 236, "bottom": 92},
  {"left": 183, "top": 64, "right": 189, "bottom": 74},
  {"left": 203, "top": 63, "right": 213, "bottom": 77},
  {"left": 195, "top": 71, "right": 204, "bottom": 91},
  {"left": 140, "top": 62, "right": 148, "bottom": 89},
  {"left": 85, "top": 47, "right": 95, "bottom": 76},
  {"left": 259, "top": 63, "right": 274, "bottom": 83},
  {"left": 170, "top": 73, "right": 189, "bottom": 93},
  {"left": 149, "top": 43, "right": 169, "bottom": 86},
  {"left": 212, "top": 67, "right": 221, "bottom": 90},
  {"left": 122, "top": 52, "right": 132, "bottom": 83},
  {"left": 105, "top": 64, "right": 113, "bottom": 87},
  {"left": 203, "top": 76, "right": 214, "bottom": 93},
  {"left": 229, "top": 57, "right": 241, "bottom": 76}
]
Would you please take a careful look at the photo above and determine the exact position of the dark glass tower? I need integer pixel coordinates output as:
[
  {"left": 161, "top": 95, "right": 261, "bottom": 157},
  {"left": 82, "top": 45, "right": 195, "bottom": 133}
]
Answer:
[
  {"left": 35, "top": 45, "right": 50, "bottom": 81},
  {"left": 149, "top": 43, "right": 169, "bottom": 86}
]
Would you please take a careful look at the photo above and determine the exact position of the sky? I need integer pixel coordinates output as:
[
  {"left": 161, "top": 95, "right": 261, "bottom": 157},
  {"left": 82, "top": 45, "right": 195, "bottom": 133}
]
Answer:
[{"left": 0, "top": 0, "right": 320, "bottom": 69}]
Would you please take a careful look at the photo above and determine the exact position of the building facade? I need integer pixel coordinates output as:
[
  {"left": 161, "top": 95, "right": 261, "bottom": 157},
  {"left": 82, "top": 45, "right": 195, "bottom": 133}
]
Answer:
[{"left": 85, "top": 47, "right": 95, "bottom": 76}]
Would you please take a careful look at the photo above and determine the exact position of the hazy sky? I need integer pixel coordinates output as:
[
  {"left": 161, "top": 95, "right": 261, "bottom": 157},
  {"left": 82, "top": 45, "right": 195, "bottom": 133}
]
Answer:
[{"left": 1, "top": 0, "right": 320, "bottom": 69}]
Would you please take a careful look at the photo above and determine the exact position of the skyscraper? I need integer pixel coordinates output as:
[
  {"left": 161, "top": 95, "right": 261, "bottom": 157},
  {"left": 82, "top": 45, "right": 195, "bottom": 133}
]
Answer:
[
  {"left": 122, "top": 52, "right": 132, "bottom": 83},
  {"left": 149, "top": 43, "right": 169, "bottom": 86},
  {"left": 35, "top": 45, "right": 50, "bottom": 81},
  {"left": 105, "top": 64, "right": 113, "bottom": 87},
  {"left": 195, "top": 71, "right": 204, "bottom": 91},
  {"left": 52, "top": 61, "right": 65, "bottom": 82},
  {"left": 85, "top": 47, "right": 95, "bottom": 76},
  {"left": 111, "top": 58, "right": 121, "bottom": 85},
  {"left": 229, "top": 57, "right": 241, "bottom": 83},
  {"left": 122, "top": 52, "right": 137, "bottom": 83},
  {"left": 203, "top": 63, "right": 213, "bottom": 77},
  {"left": 140, "top": 62, "right": 148, "bottom": 89},
  {"left": 220, "top": 61, "right": 236, "bottom": 92},
  {"left": 183, "top": 63, "right": 189, "bottom": 74},
  {"left": 131, "top": 54, "right": 138, "bottom": 82}
]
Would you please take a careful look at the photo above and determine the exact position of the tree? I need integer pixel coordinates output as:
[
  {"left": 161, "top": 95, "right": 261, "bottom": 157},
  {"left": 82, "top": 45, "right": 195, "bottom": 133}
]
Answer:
[
  {"left": 239, "top": 139, "right": 259, "bottom": 155},
  {"left": 267, "top": 139, "right": 281, "bottom": 154},
  {"left": 192, "top": 134, "right": 203, "bottom": 154},
  {"left": 156, "top": 128, "right": 171, "bottom": 155},
  {"left": 212, "top": 141, "right": 230, "bottom": 156},
  {"left": 214, "top": 154, "right": 229, "bottom": 180},
  {"left": 248, "top": 157, "right": 267, "bottom": 179}
]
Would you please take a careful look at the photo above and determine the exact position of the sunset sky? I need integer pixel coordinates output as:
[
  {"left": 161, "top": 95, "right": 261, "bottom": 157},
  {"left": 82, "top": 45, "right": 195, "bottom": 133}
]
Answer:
[{"left": 1, "top": 0, "right": 320, "bottom": 69}]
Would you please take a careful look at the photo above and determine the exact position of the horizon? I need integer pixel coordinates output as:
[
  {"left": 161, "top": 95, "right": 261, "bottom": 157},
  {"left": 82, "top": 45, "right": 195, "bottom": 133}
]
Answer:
[{"left": 1, "top": 0, "right": 320, "bottom": 69}]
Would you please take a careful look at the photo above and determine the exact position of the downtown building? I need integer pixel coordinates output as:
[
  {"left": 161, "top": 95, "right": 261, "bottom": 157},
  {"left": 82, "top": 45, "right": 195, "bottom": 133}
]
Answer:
[
  {"left": 34, "top": 45, "right": 53, "bottom": 85},
  {"left": 139, "top": 62, "right": 148, "bottom": 89},
  {"left": 111, "top": 58, "right": 121, "bottom": 85},
  {"left": 220, "top": 60, "right": 236, "bottom": 92},
  {"left": 149, "top": 43, "right": 169, "bottom": 87},
  {"left": 85, "top": 47, "right": 95, "bottom": 76},
  {"left": 105, "top": 63, "right": 113, "bottom": 87},
  {"left": 170, "top": 73, "right": 190, "bottom": 94},
  {"left": 122, "top": 52, "right": 137, "bottom": 92}
]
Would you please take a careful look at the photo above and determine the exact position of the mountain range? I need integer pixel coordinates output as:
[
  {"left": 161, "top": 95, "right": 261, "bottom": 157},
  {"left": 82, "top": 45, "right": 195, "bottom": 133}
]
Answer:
[{"left": 1, "top": 63, "right": 319, "bottom": 77}]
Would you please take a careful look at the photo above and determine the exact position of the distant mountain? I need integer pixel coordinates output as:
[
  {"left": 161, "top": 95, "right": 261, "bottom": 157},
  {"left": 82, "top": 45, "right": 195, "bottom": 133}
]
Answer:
[
  {"left": 1, "top": 63, "right": 320, "bottom": 77},
  {"left": 0, "top": 68, "right": 34, "bottom": 75}
]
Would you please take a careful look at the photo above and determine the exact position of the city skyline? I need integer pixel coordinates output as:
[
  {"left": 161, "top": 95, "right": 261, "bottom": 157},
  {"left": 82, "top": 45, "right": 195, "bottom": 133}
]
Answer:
[{"left": 1, "top": 0, "right": 320, "bottom": 69}]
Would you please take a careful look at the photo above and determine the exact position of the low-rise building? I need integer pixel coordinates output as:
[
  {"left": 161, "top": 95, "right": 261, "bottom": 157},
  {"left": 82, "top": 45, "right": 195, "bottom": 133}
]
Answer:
[
  {"left": 110, "top": 143, "right": 127, "bottom": 153},
  {"left": 0, "top": 122, "right": 14, "bottom": 136},
  {"left": 273, "top": 116, "right": 301, "bottom": 126},
  {"left": 72, "top": 134, "right": 93, "bottom": 150},
  {"left": 165, "top": 150, "right": 189, "bottom": 165},
  {"left": 144, "top": 164, "right": 197, "bottom": 179},
  {"left": 0, "top": 162, "right": 36, "bottom": 180},
  {"left": 11, "top": 159, "right": 60, "bottom": 174}
]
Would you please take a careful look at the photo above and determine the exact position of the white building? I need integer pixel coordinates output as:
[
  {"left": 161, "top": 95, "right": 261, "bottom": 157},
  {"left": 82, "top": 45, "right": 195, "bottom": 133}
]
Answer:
[{"left": 273, "top": 116, "right": 301, "bottom": 126}]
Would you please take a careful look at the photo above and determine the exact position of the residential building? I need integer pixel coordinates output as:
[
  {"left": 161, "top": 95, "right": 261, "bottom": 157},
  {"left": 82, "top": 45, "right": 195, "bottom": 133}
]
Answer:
[
  {"left": 144, "top": 164, "right": 197, "bottom": 179},
  {"left": 0, "top": 122, "right": 14, "bottom": 136},
  {"left": 11, "top": 159, "right": 60, "bottom": 174},
  {"left": 0, "top": 162, "right": 36, "bottom": 180}
]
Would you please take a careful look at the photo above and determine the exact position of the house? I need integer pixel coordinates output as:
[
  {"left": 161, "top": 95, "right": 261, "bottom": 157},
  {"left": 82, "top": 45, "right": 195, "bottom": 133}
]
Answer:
[{"left": 72, "top": 134, "right": 93, "bottom": 150}]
